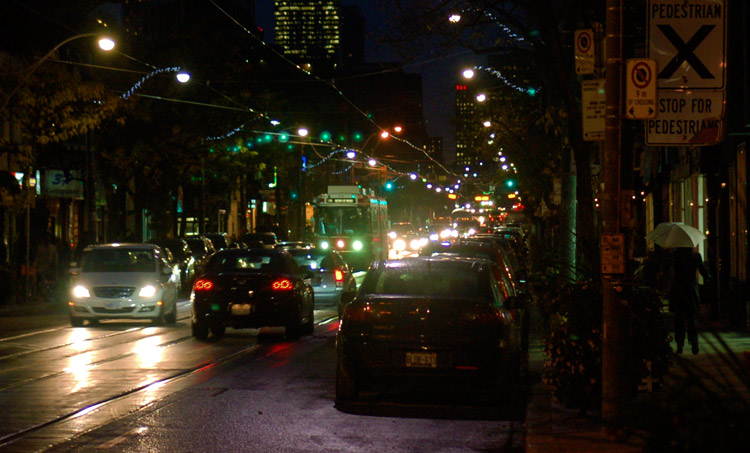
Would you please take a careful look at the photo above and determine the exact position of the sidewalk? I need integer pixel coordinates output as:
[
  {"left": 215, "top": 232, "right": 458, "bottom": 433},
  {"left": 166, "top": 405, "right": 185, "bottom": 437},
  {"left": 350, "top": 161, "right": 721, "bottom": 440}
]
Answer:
[
  {"left": 523, "top": 315, "right": 750, "bottom": 453},
  {"left": 524, "top": 334, "right": 642, "bottom": 453}
]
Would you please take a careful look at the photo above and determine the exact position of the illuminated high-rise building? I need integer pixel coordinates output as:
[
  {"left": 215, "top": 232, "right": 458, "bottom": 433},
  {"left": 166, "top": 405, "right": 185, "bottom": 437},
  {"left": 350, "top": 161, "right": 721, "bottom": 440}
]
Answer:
[{"left": 274, "top": 1, "right": 340, "bottom": 63}]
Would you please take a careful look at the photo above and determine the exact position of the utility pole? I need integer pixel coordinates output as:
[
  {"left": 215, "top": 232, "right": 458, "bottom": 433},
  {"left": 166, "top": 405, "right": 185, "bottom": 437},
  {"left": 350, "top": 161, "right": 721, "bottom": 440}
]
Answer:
[{"left": 602, "top": 0, "right": 633, "bottom": 426}]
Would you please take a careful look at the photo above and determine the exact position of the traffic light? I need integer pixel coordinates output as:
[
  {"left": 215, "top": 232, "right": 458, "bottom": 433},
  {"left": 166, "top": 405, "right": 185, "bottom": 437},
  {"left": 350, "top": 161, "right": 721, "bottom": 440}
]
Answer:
[
  {"left": 384, "top": 180, "right": 394, "bottom": 191},
  {"left": 505, "top": 178, "right": 516, "bottom": 189},
  {"left": 352, "top": 132, "right": 363, "bottom": 142}
]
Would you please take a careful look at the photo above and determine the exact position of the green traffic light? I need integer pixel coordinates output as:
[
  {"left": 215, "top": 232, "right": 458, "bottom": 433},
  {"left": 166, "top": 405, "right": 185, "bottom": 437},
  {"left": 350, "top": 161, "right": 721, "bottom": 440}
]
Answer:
[
  {"left": 527, "top": 87, "right": 537, "bottom": 97},
  {"left": 352, "top": 132, "right": 363, "bottom": 142},
  {"left": 506, "top": 179, "right": 516, "bottom": 188},
  {"left": 385, "top": 180, "right": 394, "bottom": 190},
  {"left": 320, "top": 131, "right": 332, "bottom": 141}
]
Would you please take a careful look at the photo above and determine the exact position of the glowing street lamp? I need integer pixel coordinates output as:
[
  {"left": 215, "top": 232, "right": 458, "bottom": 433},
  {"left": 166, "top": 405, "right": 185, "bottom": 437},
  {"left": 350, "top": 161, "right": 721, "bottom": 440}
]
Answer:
[
  {"left": 297, "top": 127, "right": 309, "bottom": 137},
  {"left": 448, "top": 14, "right": 462, "bottom": 23},
  {"left": 476, "top": 93, "right": 487, "bottom": 102},
  {"left": 462, "top": 68, "right": 475, "bottom": 79}
]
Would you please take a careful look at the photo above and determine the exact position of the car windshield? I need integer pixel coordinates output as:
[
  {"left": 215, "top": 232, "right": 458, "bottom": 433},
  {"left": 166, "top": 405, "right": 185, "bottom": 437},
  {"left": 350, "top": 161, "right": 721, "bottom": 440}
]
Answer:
[
  {"left": 206, "top": 253, "right": 281, "bottom": 273},
  {"left": 361, "top": 261, "right": 487, "bottom": 298},
  {"left": 81, "top": 248, "right": 155, "bottom": 273},
  {"left": 288, "top": 250, "right": 334, "bottom": 271}
]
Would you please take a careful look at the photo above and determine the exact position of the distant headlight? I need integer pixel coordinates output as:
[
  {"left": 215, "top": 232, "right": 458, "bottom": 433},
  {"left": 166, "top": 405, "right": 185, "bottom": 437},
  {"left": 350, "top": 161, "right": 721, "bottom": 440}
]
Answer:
[
  {"left": 320, "top": 241, "right": 330, "bottom": 250},
  {"left": 139, "top": 285, "right": 157, "bottom": 298},
  {"left": 394, "top": 239, "right": 406, "bottom": 251},
  {"left": 352, "top": 240, "right": 363, "bottom": 251},
  {"left": 439, "top": 229, "right": 452, "bottom": 239},
  {"left": 429, "top": 233, "right": 439, "bottom": 241},
  {"left": 72, "top": 285, "right": 90, "bottom": 298},
  {"left": 388, "top": 231, "right": 397, "bottom": 239},
  {"left": 409, "top": 238, "right": 422, "bottom": 251},
  {"left": 468, "top": 228, "right": 476, "bottom": 236}
]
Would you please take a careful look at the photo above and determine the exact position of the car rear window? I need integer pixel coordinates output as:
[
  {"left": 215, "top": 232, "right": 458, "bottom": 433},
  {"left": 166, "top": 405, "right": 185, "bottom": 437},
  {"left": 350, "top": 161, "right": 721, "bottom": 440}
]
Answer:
[
  {"left": 81, "top": 248, "right": 155, "bottom": 273},
  {"left": 207, "top": 253, "right": 280, "bottom": 273},
  {"left": 363, "top": 262, "right": 487, "bottom": 298},
  {"left": 289, "top": 251, "right": 333, "bottom": 270}
]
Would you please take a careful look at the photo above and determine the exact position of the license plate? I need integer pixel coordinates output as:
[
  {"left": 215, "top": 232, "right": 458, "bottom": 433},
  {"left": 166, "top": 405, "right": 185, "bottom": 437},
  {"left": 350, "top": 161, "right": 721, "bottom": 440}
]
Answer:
[
  {"left": 405, "top": 351, "right": 437, "bottom": 368},
  {"left": 231, "top": 304, "right": 253, "bottom": 315}
]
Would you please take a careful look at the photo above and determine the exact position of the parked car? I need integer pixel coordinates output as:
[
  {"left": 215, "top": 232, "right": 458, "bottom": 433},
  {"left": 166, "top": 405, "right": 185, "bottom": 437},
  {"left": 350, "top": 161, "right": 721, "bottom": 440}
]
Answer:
[
  {"left": 152, "top": 238, "right": 198, "bottom": 292},
  {"left": 240, "top": 232, "right": 278, "bottom": 249},
  {"left": 336, "top": 256, "right": 522, "bottom": 401},
  {"left": 185, "top": 235, "right": 217, "bottom": 274},
  {"left": 205, "top": 233, "right": 231, "bottom": 250},
  {"left": 68, "top": 243, "right": 179, "bottom": 326},
  {"left": 286, "top": 247, "right": 357, "bottom": 312},
  {"left": 190, "top": 248, "right": 315, "bottom": 340}
]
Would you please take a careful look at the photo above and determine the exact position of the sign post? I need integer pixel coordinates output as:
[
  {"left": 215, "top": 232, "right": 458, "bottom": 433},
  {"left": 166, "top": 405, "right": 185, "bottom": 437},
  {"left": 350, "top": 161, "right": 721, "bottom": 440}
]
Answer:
[
  {"left": 582, "top": 79, "right": 606, "bottom": 141},
  {"left": 575, "top": 29, "right": 595, "bottom": 75},
  {"left": 625, "top": 59, "right": 657, "bottom": 119}
]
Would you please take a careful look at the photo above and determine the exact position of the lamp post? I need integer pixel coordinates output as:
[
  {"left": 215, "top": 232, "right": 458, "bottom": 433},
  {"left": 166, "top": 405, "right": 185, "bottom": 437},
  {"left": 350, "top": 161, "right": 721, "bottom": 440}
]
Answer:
[{"left": 0, "top": 33, "right": 114, "bottom": 303}]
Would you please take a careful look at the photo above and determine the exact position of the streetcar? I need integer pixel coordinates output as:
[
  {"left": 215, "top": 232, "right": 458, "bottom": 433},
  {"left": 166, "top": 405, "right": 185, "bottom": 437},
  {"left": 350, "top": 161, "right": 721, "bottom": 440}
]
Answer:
[{"left": 312, "top": 185, "right": 389, "bottom": 271}]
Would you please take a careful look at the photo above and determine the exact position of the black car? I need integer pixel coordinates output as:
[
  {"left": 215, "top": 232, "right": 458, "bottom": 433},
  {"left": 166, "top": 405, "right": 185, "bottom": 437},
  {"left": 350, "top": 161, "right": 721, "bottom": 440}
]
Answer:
[
  {"left": 153, "top": 238, "right": 198, "bottom": 291},
  {"left": 336, "top": 256, "right": 522, "bottom": 401},
  {"left": 190, "top": 248, "right": 315, "bottom": 340},
  {"left": 185, "top": 235, "right": 217, "bottom": 274}
]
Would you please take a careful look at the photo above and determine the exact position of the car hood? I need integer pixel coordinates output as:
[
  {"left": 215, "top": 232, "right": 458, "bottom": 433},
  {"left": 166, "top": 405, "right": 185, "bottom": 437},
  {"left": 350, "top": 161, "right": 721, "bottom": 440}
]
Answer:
[{"left": 73, "top": 272, "right": 161, "bottom": 288}]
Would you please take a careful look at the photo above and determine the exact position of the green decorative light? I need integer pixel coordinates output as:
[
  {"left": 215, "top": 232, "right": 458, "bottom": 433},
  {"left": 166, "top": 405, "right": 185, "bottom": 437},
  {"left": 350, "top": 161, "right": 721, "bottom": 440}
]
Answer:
[
  {"left": 279, "top": 133, "right": 289, "bottom": 142},
  {"left": 352, "top": 132, "right": 363, "bottom": 142},
  {"left": 320, "top": 131, "right": 332, "bottom": 141}
]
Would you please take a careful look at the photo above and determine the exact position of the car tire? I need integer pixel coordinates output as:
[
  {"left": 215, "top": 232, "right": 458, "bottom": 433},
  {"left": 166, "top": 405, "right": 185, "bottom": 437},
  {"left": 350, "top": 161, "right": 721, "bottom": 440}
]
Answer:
[
  {"left": 336, "top": 359, "right": 359, "bottom": 401},
  {"left": 152, "top": 306, "right": 166, "bottom": 326},
  {"left": 166, "top": 302, "right": 178, "bottom": 324},
  {"left": 301, "top": 303, "right": 314, "bottom": 335},
  {"left": 210, "top": 323, "right": 225, "bottom": 338},
  {"left": 192, "top": 319, "right": 209, "bottom": 340},
  {"left": 70, "top": 316, "right": 84, "bottom": 327}
]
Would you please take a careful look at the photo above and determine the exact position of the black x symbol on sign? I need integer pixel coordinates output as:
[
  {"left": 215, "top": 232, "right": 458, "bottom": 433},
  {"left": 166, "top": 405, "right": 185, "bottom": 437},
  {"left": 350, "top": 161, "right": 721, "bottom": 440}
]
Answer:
[{"left": 657, "top": 24, "right": 715, "bottom": 80}]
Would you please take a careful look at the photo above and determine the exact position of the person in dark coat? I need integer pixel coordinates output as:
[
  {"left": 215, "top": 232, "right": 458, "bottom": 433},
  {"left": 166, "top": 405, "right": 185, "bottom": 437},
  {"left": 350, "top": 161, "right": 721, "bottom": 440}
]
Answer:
[{"left": 669, "top": 246, "right": 710, "bottom": 355}]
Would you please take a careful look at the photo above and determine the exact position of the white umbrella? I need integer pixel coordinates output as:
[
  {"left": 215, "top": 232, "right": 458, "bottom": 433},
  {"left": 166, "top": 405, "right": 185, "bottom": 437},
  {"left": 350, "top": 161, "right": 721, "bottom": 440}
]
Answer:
[{"left": 645, "top": 222, "right": 704, "bottom": 248}]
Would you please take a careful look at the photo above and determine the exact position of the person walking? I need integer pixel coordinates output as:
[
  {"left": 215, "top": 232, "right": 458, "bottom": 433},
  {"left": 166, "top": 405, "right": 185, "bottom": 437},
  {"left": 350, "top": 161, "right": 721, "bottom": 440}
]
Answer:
[
  {"left": 34, "top": 233, "right": 59, "bottom": 302},
  {"left": 668, "top": 246, "right": 710, "bottom": 355}
]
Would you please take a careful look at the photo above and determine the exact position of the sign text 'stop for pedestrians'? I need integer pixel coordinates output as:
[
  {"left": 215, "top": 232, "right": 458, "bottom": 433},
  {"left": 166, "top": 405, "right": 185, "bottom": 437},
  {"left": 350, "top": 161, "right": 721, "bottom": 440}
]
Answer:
[{"left": 648, "top": 0, "right": 725, "bottom": 89}]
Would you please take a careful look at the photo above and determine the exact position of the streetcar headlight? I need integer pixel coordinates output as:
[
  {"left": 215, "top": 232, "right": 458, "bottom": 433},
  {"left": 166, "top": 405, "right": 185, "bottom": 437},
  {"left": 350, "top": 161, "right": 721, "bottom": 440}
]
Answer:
[
  {"left": 352, "top": 240, "right": 363, "bottom": 251},
  {"left": 72, "top": 285, "right": 90, "bottom": 298},
  {"left": 320, "top": 241, "right": 330, "bottom": 250},
  {"left": 336, "top": 239, "right": 345, "bottom": 249},
  {"left": 394, "top": 239, "right": 406, "bottom": 251}
]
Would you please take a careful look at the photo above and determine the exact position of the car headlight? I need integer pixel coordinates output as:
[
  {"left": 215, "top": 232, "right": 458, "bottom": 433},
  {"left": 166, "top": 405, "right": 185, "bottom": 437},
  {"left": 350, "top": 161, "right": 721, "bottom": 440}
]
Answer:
[
  {"left": 429, "top": 233, "right": 439, "bottom": 241},
  {"left": 409, "top": 238, "right": 422, "bottom": 251},
  {"left": 139, "top": 285, "right": 157, "bottom": 298},
  {"left": 394, "top": 239, "right": 406, "bottom": 251},
  {"left": 388, "top": 231, "right": 397, "bottom": 239},
  {"left": 72, "top": 285, "right": 90, "bottom": 298}
]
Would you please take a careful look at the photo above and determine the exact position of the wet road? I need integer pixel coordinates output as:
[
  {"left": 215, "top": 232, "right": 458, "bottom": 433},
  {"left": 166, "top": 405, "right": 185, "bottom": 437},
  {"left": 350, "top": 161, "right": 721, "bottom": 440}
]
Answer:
[{"left": 0, "top": 301, "right": 526, "bottom": 452}]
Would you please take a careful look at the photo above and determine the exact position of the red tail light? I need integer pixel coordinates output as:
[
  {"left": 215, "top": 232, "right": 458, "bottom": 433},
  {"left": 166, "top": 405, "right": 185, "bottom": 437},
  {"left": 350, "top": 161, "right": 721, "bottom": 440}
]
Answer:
[
  {"left": 334, "top": 269, "right": 344, "bottom": 287},
  {"left": 193, "top": 279, "right": 214, "bottom": 291},
  {"left": 272, "top": 278, "right": 293, "bottom": 291}
]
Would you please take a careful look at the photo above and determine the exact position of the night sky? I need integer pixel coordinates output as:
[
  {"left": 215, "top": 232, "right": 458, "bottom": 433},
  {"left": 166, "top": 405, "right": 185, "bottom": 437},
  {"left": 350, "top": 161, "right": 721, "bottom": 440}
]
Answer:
[{"left": 255, "top": 0, "right": 475, "bottom": 162}]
